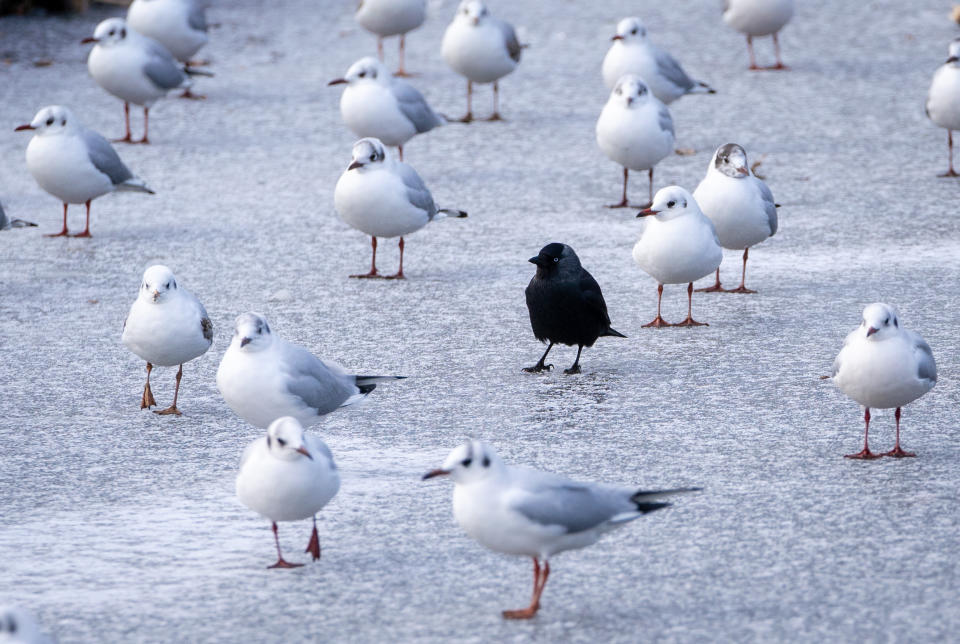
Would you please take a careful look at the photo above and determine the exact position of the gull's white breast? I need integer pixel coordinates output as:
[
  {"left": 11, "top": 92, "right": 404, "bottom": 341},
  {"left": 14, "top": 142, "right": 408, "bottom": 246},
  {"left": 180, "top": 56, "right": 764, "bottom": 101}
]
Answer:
[
  {"left": 723, "top": 0, "right": 794, "bottom": 37},
  {"left": 340, "top": 83, "right": 417, "bottom": 147},
  {"left": 217, "top": 344, "right": 316, "bottom": 429},
  {"left": 602, "top": 43, "right": 683, "bottom": 104},
  {"left": 356, "top": 0, "right": 426, "bottom": 37},
  {"left": 25, "top": 133, "right": 114, "bottom": 204},
  {"left": 128, "top": 0, "right": 207, "bottom": 62},
  {"left": 442, "top": 21, "right": 516, "bottom": 84},
  {"left": 334, "top": 166, "right": 430, "bottom": 238},
  {"left": 88, "top": 41, "right": 168, "bottom": 106},
  {"left": 834, "top": 335, "right": 934, "bottom": 409},
  {"left": 596, "top": 101, "right": 674, "bottom": 172},
  {"left": 694, "top": 172, "right": 773, "bottom": 249},
  {"left": 927, "top": 65, "right": 960, "bottom": 131},
  {"left": 122, "top": 292, "right": 211, "bottom": 366},
  {"left": 633, "top": 213, "right": 723, "bottom": 284}
]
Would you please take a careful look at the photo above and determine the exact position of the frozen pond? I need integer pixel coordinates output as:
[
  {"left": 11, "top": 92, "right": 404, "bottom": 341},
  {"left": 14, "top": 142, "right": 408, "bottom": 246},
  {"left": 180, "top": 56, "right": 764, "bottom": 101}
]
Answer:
[{"left": 1, "top": 0, "right": 959, "bottom": 641}]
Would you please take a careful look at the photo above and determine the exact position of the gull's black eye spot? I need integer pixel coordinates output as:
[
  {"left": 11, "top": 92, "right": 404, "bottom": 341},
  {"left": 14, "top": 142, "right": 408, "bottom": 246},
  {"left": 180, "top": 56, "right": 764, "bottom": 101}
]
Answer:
[
  {"left": 109, "top": 29, "right": 115, "bottom": 36},
  {"left": 120, "top": 28, "right": 126, "bottom": 38},
  {"left": 884, "top": 316, "right": 890, "bottom": 325},
  {"left": 46, "top": 117, "right": 54, "bottom": 126},
  {"left": 358, "top": 71, "right": 366, "bottom": 78},
  {"left": 667, "top": 200, "right": 676, "bottom": 208},
  {"left": 165, "top": 281, "right": 170, "bottom": 289},
  {"left": 461, "top": 458, "right": 472, "bottom": 467},
  {"left": 482, "top": 456, "right": 490, "bottom": 467},
  {"left": 631, "top": 28, "right": 637, "bottom": 34},
  {"left": 369, "top": 154, "right": 376, "bottom": 161}
]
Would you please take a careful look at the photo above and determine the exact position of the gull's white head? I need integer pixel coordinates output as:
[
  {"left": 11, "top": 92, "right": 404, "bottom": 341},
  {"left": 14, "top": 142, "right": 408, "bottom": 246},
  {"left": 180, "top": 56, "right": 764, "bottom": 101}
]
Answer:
[
  {"left": 327, "top": 56, "right": 389, "bottom": 87},
  {"left": 347, "top": 138, "right": 388, "bottom": 171},
  {"left": 86, "top": 18, "right": 129, "bottom": 46},
  {"left": 139, "top": 265, "right": 178, "bottom": 303},
  {"left": 0, "top": 606, "right": 43, "bottom": 643},
  {"left": 712, "top": 143, "right": 750, "bottom": 179},
  {"left": 612, "top": 17, "right": 647, "bottom": 43},
  {"left": 456, "top": 0, "right": 489, "bottom": 26},
  {"left": 15, "top": 105, "right": 77, "bottom": 136},
  {"left": 232, "top": 312, "right": 273, "bottom": 352},
  {"left": 422, "top": 440, "right": 504, "bottom": 484},
  {"left": 860, "top": 303, "right": 901, "bottom": 341},
  {"left": 637, "top": 186, "right": 699, "bottom": 221},
  {"left": 610, "top": 74, "right": 651, "bottom": 108},
  {"left": 266, "top": 417, "right": 313, "bottom": 462}
]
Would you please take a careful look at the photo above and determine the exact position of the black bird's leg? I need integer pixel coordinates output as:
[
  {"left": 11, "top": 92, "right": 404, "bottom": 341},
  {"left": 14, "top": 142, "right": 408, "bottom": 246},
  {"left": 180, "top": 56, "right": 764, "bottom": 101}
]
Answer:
[
  {"left": 523, "top": 343, "right": 554, "bottom": 373},
  {"left": 564, "top": 346, "right": 583, "bottom": 375}
]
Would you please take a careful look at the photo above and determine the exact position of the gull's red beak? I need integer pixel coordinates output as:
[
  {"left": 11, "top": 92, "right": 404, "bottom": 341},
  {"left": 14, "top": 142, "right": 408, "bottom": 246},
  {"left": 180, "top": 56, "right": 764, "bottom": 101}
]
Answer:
[
  {"left": 637, "top": 208, "right": 659, "bottom": 217},
  {"left": 347, "top": 160, "right": 362, "bottom": 171},
  {"left": 240, "top": 337, "right": 252, "bottom": 347},
  {"left": 736, "top": 166, "right": 749, "bottom": 175},
  {"left": 14, "top": 124, "right": 35, "bottom": 131},
  {"left": 296, "top": 446, "right": 313, "bottom": 460},
  {"left": 327, "top": 78, "right": 347, "bottom": 86},
  {"left": 422, "top": 469, "right": 450, "bottom": 480},
  {"left": 81, "top": 37, "right": 99, "bottom": 44},
  {"left": 611, "top": 35, "right": 624, "bottom": 41},
  {"left": 866, "top": 327, "right": 878, "bottom": 337}
]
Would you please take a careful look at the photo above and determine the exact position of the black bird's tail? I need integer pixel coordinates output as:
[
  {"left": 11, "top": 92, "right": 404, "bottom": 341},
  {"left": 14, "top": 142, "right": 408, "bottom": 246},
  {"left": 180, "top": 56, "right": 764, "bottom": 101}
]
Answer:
[
  {"left": 601, "top": 327, "right": 627, "bottom": 338},
  {"left": 631, "top": 487, "right": 701, "bottom": 513}
]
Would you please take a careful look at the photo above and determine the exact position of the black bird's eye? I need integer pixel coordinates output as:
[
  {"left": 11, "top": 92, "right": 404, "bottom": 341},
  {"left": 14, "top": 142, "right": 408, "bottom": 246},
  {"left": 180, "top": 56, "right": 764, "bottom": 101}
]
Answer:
[
  {"left": 461, "top": 458, "right": 472, "bottom": 467},
  {"left": 553, "top": 257, "right": 559, "bottom": 262},
  {"left": 667, "top": 200, "right": 676, "bottom": 208},
  {"left": 46, "top": 117, "right": 54, "bottom": 126},
  {"left": 277, "top": 438, "right": 287, "bottom": 446}
]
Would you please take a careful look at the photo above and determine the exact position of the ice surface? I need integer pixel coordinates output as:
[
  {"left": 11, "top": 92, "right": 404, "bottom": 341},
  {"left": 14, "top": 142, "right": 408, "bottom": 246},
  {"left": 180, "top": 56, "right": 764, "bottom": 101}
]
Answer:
[{"left": 1, "top": 1, "right": 959, "bottom": 642}]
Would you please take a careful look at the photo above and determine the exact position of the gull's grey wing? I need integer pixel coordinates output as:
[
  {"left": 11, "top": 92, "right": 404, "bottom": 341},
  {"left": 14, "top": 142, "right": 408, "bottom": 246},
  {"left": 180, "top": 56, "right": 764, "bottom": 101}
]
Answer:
[
  {"left": 492, "top": 18, "right": 522, "bottom": 62},
  {"left": 143, "top": 40, "right": 188, "bottom": 90},
  {"left": 283, "top": 342, "right": 357, "bottom": 415},
  {"left": 201, "top": 316, "right": 213, "bottom": 342},
  {"left": 657, "top": 103, "right": 675, "bottom": 137},
  {"left": 757, "top": 179, "right": 778, "bottom": 236},
  {"left": 509, "top": 473, "right": 630, "bottom": 534},
  {"left": 82, "top": 129, "right": 134, "bottom": 185},
  {"left": 653, "top": 45, "right": 695, "bottom": 93},
  {"left": 395, "top": 162, "right": 438, "bottom": 217},
  {"left": 187, "top": 1, "right": 208, "bottom": 32},
  {"left": 831, "top": 329, "right": 858, "bottom": 378},
  {"left": 392, "top": 79, "right": 443, "bottom": 133},
  {"left": 304, "top": 434, "right": 337, "bottom": 469},
  {"left": 910, "top": 332, "right": 937, "bottom": 383}
]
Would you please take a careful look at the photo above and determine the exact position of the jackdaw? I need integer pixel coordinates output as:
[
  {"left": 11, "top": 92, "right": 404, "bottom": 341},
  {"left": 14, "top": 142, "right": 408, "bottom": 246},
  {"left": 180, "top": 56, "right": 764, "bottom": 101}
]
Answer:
[{"left": 524, "top": 243, "right": 626, "bottom": 374}]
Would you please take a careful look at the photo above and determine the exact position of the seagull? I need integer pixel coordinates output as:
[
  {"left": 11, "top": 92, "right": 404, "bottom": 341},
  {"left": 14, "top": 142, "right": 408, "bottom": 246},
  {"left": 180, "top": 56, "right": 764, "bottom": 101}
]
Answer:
[
  {"left": 601, "top": 17, "right": 715, "bottom": 104},
  {"left": 355, "top": 0, "right": 427, "bottom": 77},
  {"left": 0, "top": 606, "right": 51, "bottom": 644},
  {"left": 327, "top": 57, "right": 443, "bottom": 160},
  {"left": 15, "top": 105, "right": 154, "bottom": 237},
  {"left": 441, "top": 0, "right": 523, "bottom": 122},
  {"left": 633, "top": 186, "right": 722, "bottom": 327},
  {"left": 216, "top": 312, "right": 404, "bottom": 429},
  {"left": 121, "top": 265, "right": 213, "bottom": 415},
  {"left": 596, "top": 75, "right": 675, "bottom": 208},
  {"left": 333, "top": 138, "right": 467, "bottom": 279},
  {"left": 0, "top": 202, "right": 37, "bottom": 230},
  {"left": 723, "top": 0, "right": 794, "bottom": 70},
  {"left": 693, "top": 144, "right": 778, "bottom": 294},
  {"left": 127, "top": 0, "right": 209, "bottom": 65},
  {"left": 423, "top": 440, "right": 700, "bottom": 619},
  {"left": 524, "top": 243, "right": 626, "bottom": 374},
  {"left": 830, "top": 304, "right": 937, "bottom": 459},
  {"left": 84, "top": 18, "right": 210, "bottom": 142},
  {"left": 236, "top": 416, "right": 340, "bottom": 568},
  {"left": 926, "top": 39, "right": 960, "bottom": 177}
]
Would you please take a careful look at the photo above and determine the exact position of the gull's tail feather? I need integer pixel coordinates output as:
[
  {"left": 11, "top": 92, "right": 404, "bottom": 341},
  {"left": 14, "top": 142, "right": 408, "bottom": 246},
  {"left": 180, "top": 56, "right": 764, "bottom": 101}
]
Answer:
[
  {"left": 341, "top": 375, "right": 406, "bottom": 407},
  {"left": 436, "top": 208, "right": 468, "bottom": 221},
  {"left": 601, "top": 327, "right": 627, "bottom": 338},
  {"left": 184, "top": 66, "right": 214, "bottom": 78},
  {"left": 117, "top": 177, "right": 155, "bottom": 195},
  {"left": 8, "top": 219, "right": 38, "bottom": 228},
  {"left": 355, "top": 375, "right": 407, "bottom": 387},
  {"left": 631, "top": 487, "right": 702, "bottom": 504},
  {"left": 690, "top": 81, "right": 716, "bottom": 95}
]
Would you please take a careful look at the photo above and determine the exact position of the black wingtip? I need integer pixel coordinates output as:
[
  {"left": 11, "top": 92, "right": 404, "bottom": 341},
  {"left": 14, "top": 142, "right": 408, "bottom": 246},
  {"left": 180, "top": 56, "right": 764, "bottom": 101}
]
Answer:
[
  {"left": 357, "top": 383, "right": 376, "bottom": 395},
  {"left": 439, "top": 208, "right": 468, "bottom": 218},
  {"left": 634, "top": 502, "right": 671, "bottom": 514}
]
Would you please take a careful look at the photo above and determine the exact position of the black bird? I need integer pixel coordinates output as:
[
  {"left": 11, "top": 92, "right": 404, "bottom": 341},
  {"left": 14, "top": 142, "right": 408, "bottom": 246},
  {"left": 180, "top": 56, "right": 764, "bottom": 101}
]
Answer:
[{"left": 524, "top": 243, "right": 626, "bottom": 374}]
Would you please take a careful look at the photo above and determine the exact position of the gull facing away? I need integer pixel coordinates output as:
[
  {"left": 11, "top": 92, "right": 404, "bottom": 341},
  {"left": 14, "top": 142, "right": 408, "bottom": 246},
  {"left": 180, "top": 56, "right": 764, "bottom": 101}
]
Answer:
[
  {"left": 217, "top": 313, "right": 404, "bottom": 429},
  {"left": 15, "top": 105, "right": 154, "bottom": 237},
  {"left": 0, "top": 605, "right": 52, "bottom": 644},
  {"left": 424, "top": 440, "right": 700, "bottom": 619},
  {"left": 122, "top": 265, "right": 213, "bottom": 415},
  {"left": 524, "top": 243, "right": 626, "bottom": 375},
  {"left": 84, "top": 18, "right": 211, "bottom": 142},
  {"left": 926, "top": 39, "right": 960, "bottom": 177},
  {"left": 601, "top": 17, "right": 715, "bottom": 104},
  {"left": 334, "top": 138, "right": 467, "bottom": 279},
  {"left": 127, "top": 0, "right": 209, "bottom": 66},
  {"left": 693, "top": 144, "right": 778, "bottom": 294},
  {"left": 634, "top": 186, "right": 722, "bottom": 327},
  {"left": 723, "top": 0, "right": 794, "bottom": 70},
  {"left": 830, "top": 304, "right": 937, "bottom": 459},
  {"left": 355, "top": 0, "right": 426, "bottom": 76},
  {"left": 596, "top": 75, "right": 675, "bottom": 208},
  {"left": 237, "top": 417, "right": 340, "bottom": 568},
  {"left": 441, "top": 0, "right": 523, "bottom": 122},
  {"left": 327, "top": 57, "right": 443, "bottom": 161}
]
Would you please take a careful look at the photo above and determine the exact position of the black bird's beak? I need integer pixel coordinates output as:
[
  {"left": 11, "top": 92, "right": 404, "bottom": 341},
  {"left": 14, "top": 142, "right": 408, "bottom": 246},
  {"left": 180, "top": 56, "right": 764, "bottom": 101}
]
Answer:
[
  {"left": 866, "top": 327, "right": 878, "bottom": 337},
  {"left": 327, "top": 78, "right": 347, "bottom": 86},
  {"left": 422, "top": 469, "right": 450, "bottom": 480},
  {"left": 637, "top": 208, "right": 659, "bottom": 217},
  {"left": 240, "top": 337, "right": 252, "bottom": 347},
  {"left": 528, "top": 255, "right": 546, "bottom": 266},
  {"left": 348, "top": 160, "right": 362, "bottom": 171}
]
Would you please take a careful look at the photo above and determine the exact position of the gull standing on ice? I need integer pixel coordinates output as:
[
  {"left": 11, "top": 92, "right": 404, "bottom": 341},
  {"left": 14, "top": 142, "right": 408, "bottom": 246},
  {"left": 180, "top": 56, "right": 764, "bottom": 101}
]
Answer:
[
  {"left": 84, "top": 18, "right": 209, "bottom": 142},
  {"left": 424, "top": 440, "right": 699, "bottom": 619},
  {"left": 237, "top": 416, "right": 340, "bottom": 568},
  {"left": 830, "top": 304, "right": 937, "bottom": 459},
  {"left": 15, "top": 105, "right": 154, "bottom": 237},
  {"left": 926, "top": 39, "right": 960, "bottom": 177},
  {"left": 127, "top": 0, "right": 209, "bottom": 63},
  {"left": 723, "top": 0, "right": 794, "bottom": 70},
  {"left": 693, "top": 144, "right": 778, "bottom": 294},
  {"left": 217, "top": 312, "right": 404, "bottom": 429},
  {"left": 601, "top": 17, "right": 715, "bottom": 103},
  {"left": 334, "top": 138, "right": 467, "bottom": 279},
  {"left": 122, "top": 265, "right": 213, "bottom": 415},
  {"left": 327, "top": 57, "right": 443, "bottom": 160},
  {"left": 355, "top": 0, "right": 426, "bottom": 76},
  {"left": 596, "top": 75, "right": 675, "bottom": 208},
  {"left": 634, "top": 186, "right": 722, "bottom": 327},
  {"left": 441, "top": 0, "right": 523, "bottom": 122}
]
